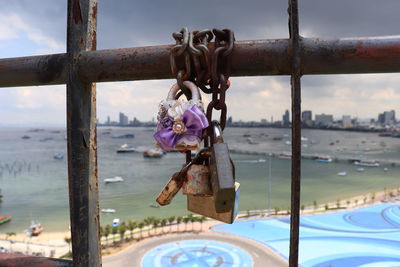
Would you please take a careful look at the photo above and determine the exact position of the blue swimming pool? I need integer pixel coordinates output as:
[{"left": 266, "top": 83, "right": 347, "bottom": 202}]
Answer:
[{"left": 212, "top": 204, "right": 400, "bottom": 267}]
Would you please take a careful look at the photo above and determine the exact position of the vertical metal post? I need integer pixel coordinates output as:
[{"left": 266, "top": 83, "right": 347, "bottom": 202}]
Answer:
[
  {"left": 67, "top": 0, "right": 100, "bottom": 266},
  {"left": 288, "top": 0, "right": 302, "bottom": 266}
]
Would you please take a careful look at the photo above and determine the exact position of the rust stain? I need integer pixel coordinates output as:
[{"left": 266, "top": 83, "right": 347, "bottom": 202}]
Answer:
[
  {"left": 91, "top": 30, "right": 97, "bottom": 51},
  {"left": 72, "top": 0, "right": 83, "bottom": 24}
]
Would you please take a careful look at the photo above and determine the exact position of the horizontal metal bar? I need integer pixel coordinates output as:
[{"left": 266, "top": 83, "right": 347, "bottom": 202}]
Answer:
[
  {"left": 0, "top": 253, "right": 72, "bottom": 267},
  {"left": 1, "top": 36, "right": 400, "bottom": 87}
]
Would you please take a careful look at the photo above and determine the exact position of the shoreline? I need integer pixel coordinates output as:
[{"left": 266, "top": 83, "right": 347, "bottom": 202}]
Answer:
[{"left": 1, "top": 185, "right": 399, "bottom": 258}]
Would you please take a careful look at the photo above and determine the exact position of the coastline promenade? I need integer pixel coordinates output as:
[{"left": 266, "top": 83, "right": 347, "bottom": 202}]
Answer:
[{"left": 0, "top": 186, "right": 399, "bottom": 263}]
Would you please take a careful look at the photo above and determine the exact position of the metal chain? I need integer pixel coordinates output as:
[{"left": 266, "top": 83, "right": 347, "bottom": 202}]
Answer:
[{"left": 170, "top": 28, "right": 234, "bottom": 148}]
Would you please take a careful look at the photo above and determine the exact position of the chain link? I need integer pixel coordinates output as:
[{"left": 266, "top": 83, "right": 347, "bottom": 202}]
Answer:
[{"left": 170, "top": 28, "right": 234, "bottom": 148}]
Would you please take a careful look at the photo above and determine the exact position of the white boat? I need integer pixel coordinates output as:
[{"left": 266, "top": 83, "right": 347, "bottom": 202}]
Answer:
[
  {"left": 337, "top": 171, "right": 347, "bottom": 176},
  {"left": 101, "top": 208, "right": 116, "bottom": 213},
  {"left": 53, "top": 153, "right": 64, "bottom": 160},
  {"left": 277, "top": 153, "right": 291, "bottom": 160},
  {"left": 25, "top": 221, "right": 43, "bottom": 237},
  {"left": 112, "top": 218, "right": 120, "bottom": 227},
  {"left": 246, "top": 137, "right": 259, "bottom": 144},
  {"left": 301, "top": 136, "right": 308, "bottom": 142},
  {"left": 116, "top": 144, "right": 137, "bottom": 153},
  {"left": 143, "top": 149, "right": 163, "bottom": 158},
  {"left": 315, "top": 155, "right": 332, "bottom": 163},
  {"left": 354, "top": 160, "right": 379, "bottom": 167},
  {"left": 104, "top": 176, "right": 124, "bottom": 184},
  {"left": 357, "top": 168, "right": 365, "bottom": 172}
]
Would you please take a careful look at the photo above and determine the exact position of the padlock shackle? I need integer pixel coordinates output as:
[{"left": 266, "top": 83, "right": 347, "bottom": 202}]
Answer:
[
  {"left": 167, "top": 81, "right": 201, "bottom": 102},
  {"left": 211, "top": 120, "right": 224, "bottom": 145}
]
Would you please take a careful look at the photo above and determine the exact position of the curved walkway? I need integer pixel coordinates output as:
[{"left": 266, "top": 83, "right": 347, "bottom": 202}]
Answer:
[{"left": 102, "top": 232, "right": 287, "bottom": 267}]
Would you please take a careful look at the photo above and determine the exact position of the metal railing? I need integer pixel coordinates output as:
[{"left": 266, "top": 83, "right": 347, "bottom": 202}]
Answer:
[{"left": 0, "top": 0, "right": 399, "bottom": 266}]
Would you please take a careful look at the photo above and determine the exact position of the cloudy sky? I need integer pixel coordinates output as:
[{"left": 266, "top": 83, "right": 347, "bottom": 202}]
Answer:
[{"left": 0, "top": 0, "right": 399, "bottom": 126}]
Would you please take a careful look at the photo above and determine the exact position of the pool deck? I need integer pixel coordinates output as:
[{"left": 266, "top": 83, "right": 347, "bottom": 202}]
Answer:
[{"left": 212, "top": 202, "right": 400, "bottom": 267}]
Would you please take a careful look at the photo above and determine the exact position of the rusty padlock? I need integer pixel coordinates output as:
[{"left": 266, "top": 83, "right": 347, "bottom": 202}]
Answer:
[
  {"left": 187, "top": 182, "right": 240, "bottom": 224},
  {"left": 182, "top": 148, "right": 212, "bottom": 196},
  {"left": 209, "top": 121, "right": 236, "bottom": 213}
]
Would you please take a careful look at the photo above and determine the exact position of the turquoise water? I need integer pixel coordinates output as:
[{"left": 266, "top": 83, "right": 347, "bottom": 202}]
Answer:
[
  {"left": 0, "top": 127, "right": 399, "bottom": 232},
  {"left": 212, "top": 203, "right": 400, "bottom": 267}
]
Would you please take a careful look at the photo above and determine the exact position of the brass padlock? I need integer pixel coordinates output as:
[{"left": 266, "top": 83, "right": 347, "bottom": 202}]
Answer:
[
  {"left": 209, "top": 121, "right": 236, "bottom": 213},
  {"left": 187, "top": 182, "right": 240, "bottom": 224}
]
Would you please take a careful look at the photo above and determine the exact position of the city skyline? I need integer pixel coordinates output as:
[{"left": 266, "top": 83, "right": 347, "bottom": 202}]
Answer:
[{"left": 1, "top": 1, "right": 400, "bottom": 125}]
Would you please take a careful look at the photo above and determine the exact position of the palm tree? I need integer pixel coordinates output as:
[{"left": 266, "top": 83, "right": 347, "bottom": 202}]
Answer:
[
  {"left": 152, "top": 218, "right": 160, "bottom": 235},
  {"left": 176, "top": 216, "right": 183, "bottom": 232},
  {"left": 168, "top": 216, "right": 175, "bottom": 233},
  {"left": 64, "top": 237, "right": 71, "bottom": 254},
  {"left": 183, "top": 217, "right": 190, "bottom": 232},
  {"left": 199, "top": 216, "right": 206, "bottom": 231},
  {"left": 127, "top": 220, "right": 137, "bottom": 240},
  {"left": 144, "top": 216, "right": 155, "bottom": 237},
  {"left": 111, "top": 225, "right": 118, "bottom": 244},
  {"left": 104, "top": 225, "right": 111, "bottom": 245},
  {"left": 313, "top": 200, "right": 318, "bottom": 210},
  {"left": 189, "top": 215, "right": 196, "bottom": 232},
  {"left": 118, "top": 223, "right": 127, "bottom": 243},
  {"left": 274, "top": 207, "right": 280, "bottom": 215},
  {"left": 161, "top": 219, "right": 167, "bottom": 234},
  {"left": 138, "top": 222, "right": 144, "bottom": 239}
]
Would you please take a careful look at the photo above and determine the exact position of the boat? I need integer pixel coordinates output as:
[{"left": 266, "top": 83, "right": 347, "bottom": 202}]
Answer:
[
  {"left": 357, "top": 168, "right": 365, "bottom": 172},
  {"left": 101, "top": 208, "right": 116, "bottom": 213},
  {"left": 353, "top": 160, "right": 379, "bottom": 167},
  {"left": 21, "top": 135, "right": 31, "bottom": 139},
  {"left": 379, "top": 132, "right": 392, "bottom": 137},
  {"left": 112, "top": 218, "right": 120, "bottom": 227},
  {"left": 246, "top": 137, "right": 259, "bottom": 144},
  {"left": 39, "top": 137, "right": 53, "bottom": 142},
  {"left": 116, "top": 144, "right": 137, "bottom": 153},
  {"left": 26, "top": 221, "right": 43, "bottom": 237},
  {"left": 0, "top": 215, "right": 12, "bottom": 225},
  {"left": 384, "top": 167, "right": 389, "bottom": 172},
  {"left": 285, "top": 140, "right": 291, "bottom": 145},
  {"left": 143, "top": 149, "right": 163, "bottom": 158},
  {"left": 243, "top": 132, "right": 251, "bottom": 137},
  {"left": 149, "top": 203, "right": 160, "bottom": 208},
  {"left": 54, "top": 153, "right": 64, "bottom": 160},
  {"left": 315, "top": 155, "right": 332, "bottom": 163},
  {"left": 273, "top": 137, "right": 283, "bottom": 141},
  {"left": 112, "top": 134, "right": 135, "bottom": 139},
  {"left": 277, "top": 153, "right": 291, "bottom": 160},
  {"left": 104, "top": 176, "right": 124, "bottom": 184},
  {"left": 337, "top": 171, "right": 347, "bottom": 176},
  {"left": 301, "top": 136, "right": 308, "bottom": 142}
]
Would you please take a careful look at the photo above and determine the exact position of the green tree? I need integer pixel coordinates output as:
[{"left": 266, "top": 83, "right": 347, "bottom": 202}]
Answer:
[
  {"left": 152, "top": 218, "right": 160, "bottom": 235},
  {"left": 6, "top": 232, "right": 16, "bottom": 251},
  {"left": 274, "top": 207, "right": 280, "bottom": 215},
  {"left": 355, "top": 199, "right": 358, "bottom": 206},
  {"left": 300, "top": 205, "right": 305, "bottom": 213},
  {"left": 64, "top": 237, "right": 71, "bottom": 253},
  {"left": 325, "top": 204, "right": 329, "bottom": 211},
  {"left": 111, "top": 226, "right": 118, "bottom": 244},
  {"left": 168, "top": 216, "right": 175, "bottom": 233},
  {"left": 336, "top": 199, "right": 340, "bottom": 209},
  {"left": 118, "top": 223, "right": 127, "bottom": 243},
  {"left": 313, "top": 200, "right": 318, "bottom": 210},
  {"left": 199, "top": 216, "right": 206, "bottom": 231},
  {"left": 144, "top": 217, "right": 155, "bottom": 237},
  {"left": 104, "top": 225, "right": 111, "bottom": 244},
  {"left": 176, "top": 216, "right": 183, "bottom": 232},
  {"left": 127, "top": 220, "right": 137, "bottom": 239},
  {"left": 138, "top": 222, "right": 144, "bottom": 239},
  {"left": 183, "top": 216, "right": 190, "bottom": 232},
  {"left": 161, "top": 219, "right": 167, "bottom": 234}
]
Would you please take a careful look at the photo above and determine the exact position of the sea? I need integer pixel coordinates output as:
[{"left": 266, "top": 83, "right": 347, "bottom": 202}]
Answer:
[{"left": 0, "top": 126, "right": 399, "bottom": 233}]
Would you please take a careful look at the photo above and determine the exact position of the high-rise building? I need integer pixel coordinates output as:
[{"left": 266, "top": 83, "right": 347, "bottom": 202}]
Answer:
[
  {"left": 302, "top": 110, "right": 312, "bottom": 121},
  {"left": 119, "top": 112, "right": 129, "bottom": 126},
  {"left": 315, "top": 113, "right": 333, "bottom": 127},
  {"left": 282, "top": 110, "right": 290, "bottom": 127},
  {"left": 378, "top": 110, "right": 396, "bottom": 125},
  {"left": 342, "top": 115, "right": 352, "bottom": 128}
]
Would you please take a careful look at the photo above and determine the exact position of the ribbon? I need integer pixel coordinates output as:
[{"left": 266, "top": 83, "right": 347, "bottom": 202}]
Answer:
[{"left": 154, "top": 105, "right": 209, "bottom": 151}]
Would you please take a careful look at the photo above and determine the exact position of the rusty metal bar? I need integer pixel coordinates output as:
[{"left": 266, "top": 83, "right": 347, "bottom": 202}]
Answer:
[
  {"left": 288, "top": 0, "right": 302, "bottom": 266},
  {"left": 1, "top": 36, "right": 400, "bottom": 87},
  {"left": 0, "top": 253, "right": 72, "bottom": 267},
  {"left": 66, "top": 0, "right": 101, "bottom": 266}
]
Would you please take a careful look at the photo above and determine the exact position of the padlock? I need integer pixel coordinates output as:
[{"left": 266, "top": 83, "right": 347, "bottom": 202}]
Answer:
[
  {"left": 154, "top": 81, "right": 209, "bottom": 152},
  {"left": 187, "top": 182, "right": 240, "bottom": 224},
  {"left": 182, "top": 149, "right": 212, "bottom": 196},
  {"left": 209, "top": 121, "right": 236, "bottom": 213}
]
